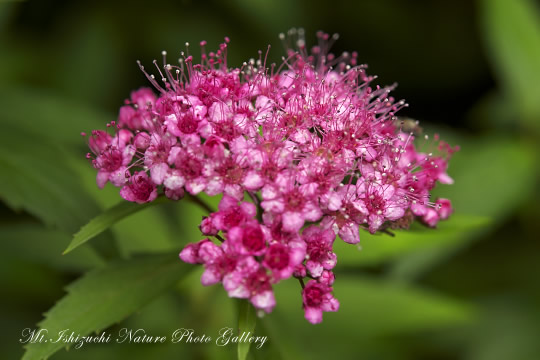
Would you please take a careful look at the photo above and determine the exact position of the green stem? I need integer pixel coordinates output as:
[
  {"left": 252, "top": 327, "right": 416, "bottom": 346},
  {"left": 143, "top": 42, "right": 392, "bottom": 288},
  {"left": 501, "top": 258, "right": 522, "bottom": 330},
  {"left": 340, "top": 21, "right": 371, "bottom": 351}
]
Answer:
[
  {"left": 185, "top": 194, "right": 215, "bottom": 214},
  {"left": 237, "top": 299, "right": 256, "bottom": 360},
  {"left": 247, "top": 191, "right": 263, "bottom": 222}
]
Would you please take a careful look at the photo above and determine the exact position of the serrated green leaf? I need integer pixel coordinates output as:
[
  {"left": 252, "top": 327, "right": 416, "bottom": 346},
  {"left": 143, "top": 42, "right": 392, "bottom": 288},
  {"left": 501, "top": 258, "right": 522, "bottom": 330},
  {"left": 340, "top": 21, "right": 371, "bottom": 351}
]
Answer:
[
  {"left": 22, "top": 253, "right": 189, "bottom": 360},
  {"left": 480, "top": 0, "right": 540, "bottom": 130},
  {"left": 0, "top": 222, "right": 104, "bottom": 271},
  {"left": 237, "top": 299, "right": 256, "bottom": 360},
  {"left": 335, "top": 214, "right": 490, "bottom": 267},
  {"left": 64, "top": 197, "right": 169, "bottom": 254}
]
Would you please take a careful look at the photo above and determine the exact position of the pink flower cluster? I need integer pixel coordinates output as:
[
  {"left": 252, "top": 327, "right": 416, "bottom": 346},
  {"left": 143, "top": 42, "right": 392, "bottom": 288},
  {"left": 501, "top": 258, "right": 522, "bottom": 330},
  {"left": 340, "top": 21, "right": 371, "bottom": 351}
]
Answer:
[{"left": 85, "top": 30, "right": 457, "bottom": 324}]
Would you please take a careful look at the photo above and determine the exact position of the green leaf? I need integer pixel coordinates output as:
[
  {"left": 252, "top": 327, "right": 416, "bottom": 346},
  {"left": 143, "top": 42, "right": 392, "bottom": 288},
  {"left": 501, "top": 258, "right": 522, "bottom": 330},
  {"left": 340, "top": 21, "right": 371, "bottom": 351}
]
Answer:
[
  {"left": 0, "top": 222, "right": 104, "bottom": 271},
  {"left": 0, "top": 86, "right": 111, "bottom": 147},
  {"left": 464, "top": 300, "right": 540, "bottom": 360},
  {"left": 237, "top": 299, "right": 256, "bottom": 360},
  {"left": 335, "top": 214, "right": 490, "bottom": 267},
  {"left": 480, "top": 0, "right": 540, "bottom": 130},
  {"left": 0, "top": 125, "right": 102, "bottom": 233},
  {"left": 431, "top": 136, "right": 536, "bottom": 219},
  {"left": 266, "top": 276, "right": 474, "bottom": 359},
  {"left": 22, "top": 253, "right": 190, "bottom": 360},
  {"left": 64, "top": 197, "right": 169, "bottom": 254}
]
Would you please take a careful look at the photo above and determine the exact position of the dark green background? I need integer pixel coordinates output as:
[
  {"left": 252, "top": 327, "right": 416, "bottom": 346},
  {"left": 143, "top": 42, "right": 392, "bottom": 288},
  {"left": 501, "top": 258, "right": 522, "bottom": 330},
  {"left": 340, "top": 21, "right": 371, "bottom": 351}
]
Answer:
[{"left": 1, "top": 0, "right": 539, "bottom": 359}]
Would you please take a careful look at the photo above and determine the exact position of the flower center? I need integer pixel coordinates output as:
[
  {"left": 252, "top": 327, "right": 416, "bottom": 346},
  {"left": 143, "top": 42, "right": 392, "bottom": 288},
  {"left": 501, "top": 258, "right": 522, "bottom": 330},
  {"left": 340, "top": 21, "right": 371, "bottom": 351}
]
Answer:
[
  {"left": 304, "top": 286, "right": 323, "bottom": 307},
  {"left": 100, "top": 147, "right": 123, "bottom": 172},
  {"left": 242, "top": 226, "right": 265, "bottom": 253},
  {"left": 222, "top": 208, "right": 243, "bottom": 228},
  {"left": 245, "top": 269, "right": 271, "bottom": 294},
  {"left": 214, "top": 120, "right": 239, "bottom": 141},
  {"left": 366, "top": 194, "right": 385, "bottom": 214},
  {"left": 176, "top": 153, "right": 203, "bottom": 178},
  {"left": 285, "top": 189, "right": 304, "bottom": 211},
  {"left": 130, "top": 175, "right": 153, "bottom": 201},
  {"left": 178, "top": 114, "right": 198, "bottom": 134},
  {"left": 217, "top": 255, "right": 237, "bottom": 276},
  {"left": 307, "top": 238, "right": 329, "bottom": 262},
  {"left": 265, "top": 244, "right": 290, "bottom": 270}
]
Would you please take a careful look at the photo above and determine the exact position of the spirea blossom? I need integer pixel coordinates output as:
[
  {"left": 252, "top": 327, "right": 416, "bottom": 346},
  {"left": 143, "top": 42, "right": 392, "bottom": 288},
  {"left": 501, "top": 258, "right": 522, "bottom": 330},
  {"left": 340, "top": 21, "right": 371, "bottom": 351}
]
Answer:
[{"left": 84, "top": 29, "right": 458, "bottom": 324}]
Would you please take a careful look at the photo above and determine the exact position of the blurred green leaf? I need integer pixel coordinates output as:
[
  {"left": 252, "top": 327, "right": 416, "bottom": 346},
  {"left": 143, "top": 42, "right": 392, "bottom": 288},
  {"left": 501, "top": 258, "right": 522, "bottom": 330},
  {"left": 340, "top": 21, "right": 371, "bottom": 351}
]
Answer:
[
  {"left": 480, "top": 0, "right": 540, "bottom": 130},
  {"left": 0, "top": 222, "right": 104, "bottom": 271},
  {"left": 61, "top": 151, "right": 181, "bottom": 256},
  {"left": 0, "top": 87, "right": 111, "bottom": 147},
  {"left": 0, "top": 125, "right": 102, "bottom": 233},
  {"left": 64, "top": 197, "right": 169, "bottom": 255},
  {"left": 175, "top": 193, "right": 221, "bottom": 244},
  {"left": 22, "top": 253, "right": 189, "bottom": 360},
  {"left": 237, "top": 300, "right": 256, "bottom": 360},
  {"left": 464, "top": 299, "right": 540, "bottom": 360},
  {"left": 335, "top": 214, "right": 490, "bottom": 267},
  {"left": 431, "top": 136, "right": 536, "bottom": 219},
  {"left": 266, "top": 276, "right": 474, "bottom": 359}
]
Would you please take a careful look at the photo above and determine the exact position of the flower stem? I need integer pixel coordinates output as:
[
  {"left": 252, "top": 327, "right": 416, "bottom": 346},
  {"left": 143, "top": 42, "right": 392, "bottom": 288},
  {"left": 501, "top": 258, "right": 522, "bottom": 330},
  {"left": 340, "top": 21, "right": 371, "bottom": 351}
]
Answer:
[
  {"left": 215, "top": 234, "right": 225, "bottom": 243},
  {"left": 185, "top": 194, "right": 215, "bottom": 214},
  {"left": 247, "top": 191, "right": 263, "bottom": 222},
  {"left": 237, "top": 299, "right": 256, "bottom": 360}
]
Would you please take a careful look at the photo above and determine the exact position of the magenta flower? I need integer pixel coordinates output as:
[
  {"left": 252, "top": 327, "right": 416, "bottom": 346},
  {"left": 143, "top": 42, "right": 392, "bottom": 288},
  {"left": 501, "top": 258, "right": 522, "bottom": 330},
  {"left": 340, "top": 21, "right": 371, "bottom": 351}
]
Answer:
[
  {"left": 320, "top": 184, "right": 367, "bottom": 244},
  {"left": 227, "top": 220, "right": 269, "bottom": 256},
  {"left": 165, "top": 142, "right": 207, "bottom": 195},
  {"left": 179, "top": 238, "right": 213, "bottom": 264},
  {"left": 357, "top": 181, "right": 407, "bottom": 233},
  {"left": 302, "top": 226, "right": 337, "bottom": 277},
  {"left": 119, "top": 171, "right": 157, "bottom": 203},
  {"left": 90, "top": 129, "right": 135, "bottom": 188},
  {"left": 261, "top": 173, "right": 322, "bottom": 232},
  {"left": 223, "top": 258, "right": 276, "bottom": 313},
  {"left": 212, "top": 195, "right": 257, "bottom": 231},
  {"left": 86, "top": 30, "right": 458, "bottom": 324},
  {"left": 263, "top": 239, "right": 306, "bottom": 282},
  {"left": 118, "top": 88, "right": 157, "bottom": 130},
  {"left": 302, "top": 280, "right": 339, "bottom": 324}
]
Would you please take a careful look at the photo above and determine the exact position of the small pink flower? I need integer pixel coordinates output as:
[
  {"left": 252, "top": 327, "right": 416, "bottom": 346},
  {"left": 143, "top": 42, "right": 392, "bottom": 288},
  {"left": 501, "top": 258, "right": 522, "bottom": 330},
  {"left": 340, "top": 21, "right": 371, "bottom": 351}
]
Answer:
[
  {"left": 118, "top": 87, "right": 156, "bottom": 130},
  {"left": 261, "top": 172, "right": 322, "bottom": 232},
  {"left": 165, "top": 143, "right": 207, "bottom": 195},
  {"left": 302, "top": 280, "right": 339, "bottom": 324},
  {"left": 224, "top": 259, "right": 276, "bottom": 313},
  {"left": 227, "top": 220, "right": 269, "bottom": 256},
  {"left": 263, "top": 240, "right": 306, "bottom": 282},
  {"left": 119, "top": 171, "right": 157, "bottom": 203},
  {"left": 302, "top": 226, "right": 337, "bottom": 277},
  {"left": 212, "top": 195, "right": 257, "bottom": 231},
  {"left": 357, "top": 182, "right": 407, "bottom": 233},
  {"left": 144, "top": 133, "right": 176, "bottom": 185},
  {"left": 199, "top": 241, "right": 239, "bottom": 286},
  {"left": 320, "top": 185, "right": 367, "bottom": 244},
  {"left": 91, "top": 129, "right": 135, "bottom": 188},
  {"left": 436, "top": 198, "right": 453, "bottom": 219},
  {"left": 421, "top": 198, "right": 453, "bottom": 227},
  {"left": 205, "top": 155, "right": 264, "bottom": 200},
  {"left": 163, "top": 95, "right": 208, "bottom": 143},
  {"left": 318, "top": 270, "right": 335, "bottom": 286},
  {"left": 199, "top": 216, "right": 219, "bottom": 236},
  {"left": 179, "top": 238, "right": 213, "bottom": 264}
]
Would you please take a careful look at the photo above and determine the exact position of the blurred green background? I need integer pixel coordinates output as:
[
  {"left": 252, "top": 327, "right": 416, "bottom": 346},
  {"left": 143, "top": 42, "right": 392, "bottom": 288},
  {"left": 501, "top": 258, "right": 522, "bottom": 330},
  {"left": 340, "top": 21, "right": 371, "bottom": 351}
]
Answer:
[{"left": 1, "top": 0, "right": 539, "bottom": 359}]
